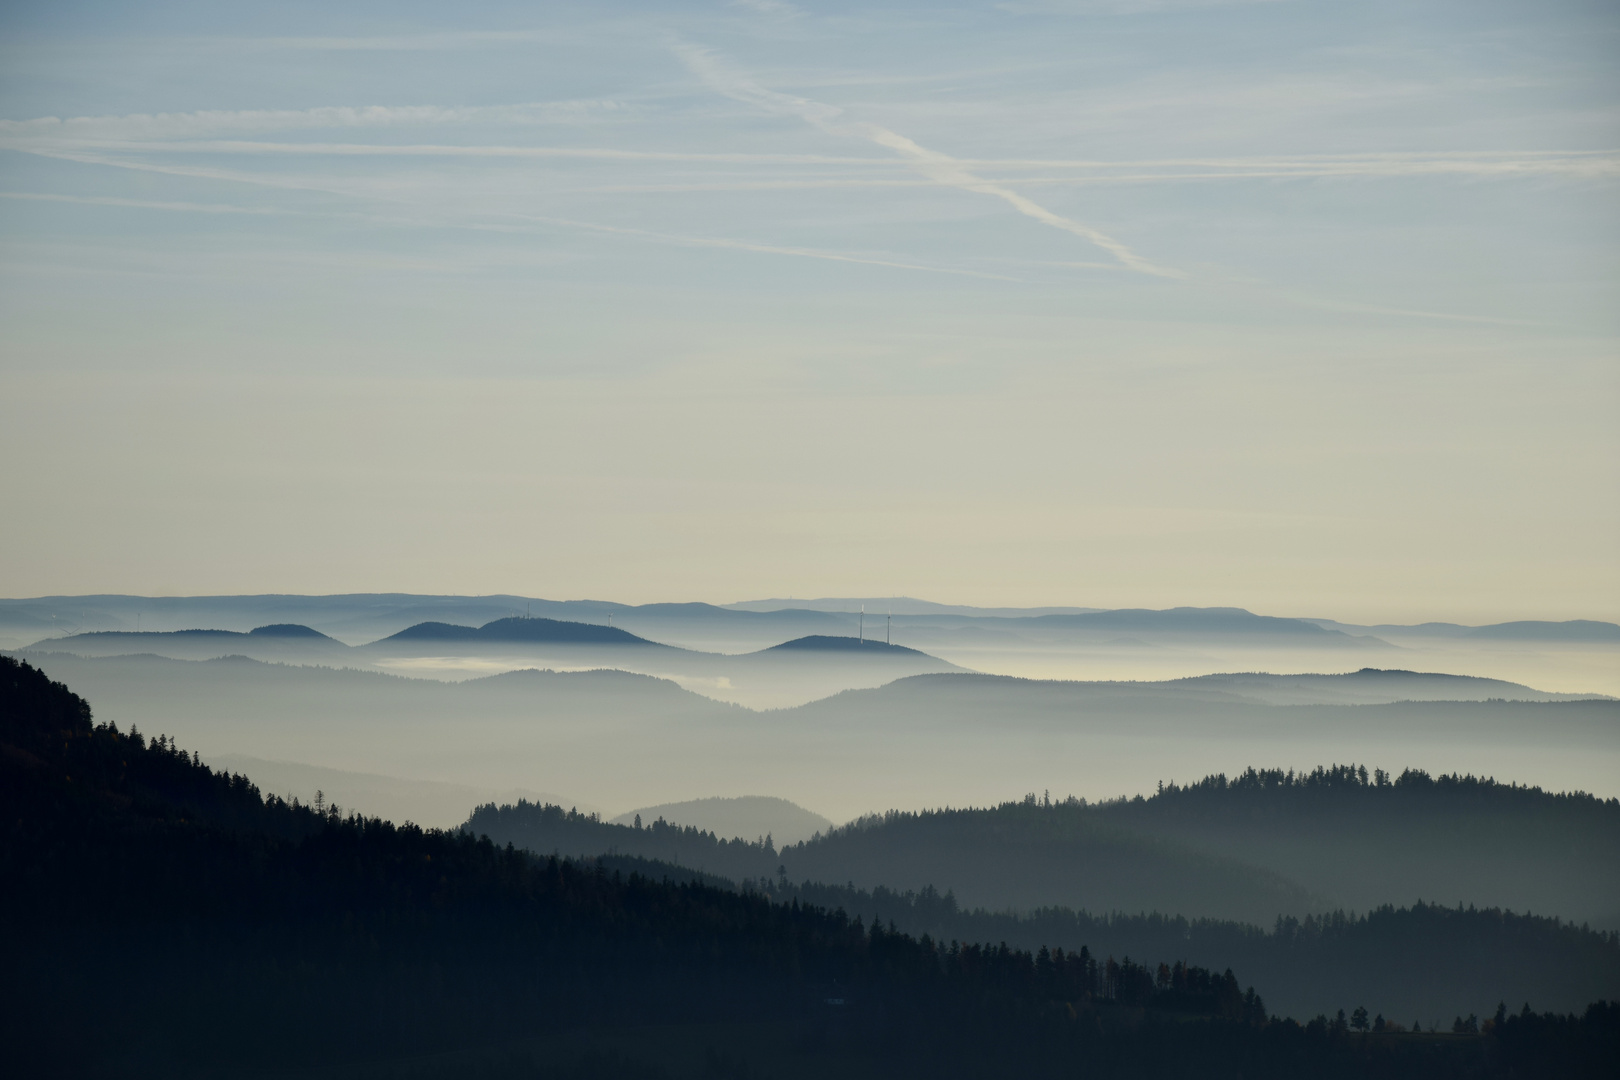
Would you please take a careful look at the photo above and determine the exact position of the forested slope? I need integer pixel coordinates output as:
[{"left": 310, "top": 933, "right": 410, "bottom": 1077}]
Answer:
[
  {"left": 769, "top": 770, "right": 1620, "bottom": 926},
  {"left": 467, "top": 763, "right": 1620, "bottom": 932},
  {"left": 753, "top": 878, "right": 1620, "bottom": 1021},
  {"left": 8, "top": 654, "right": 1616, "bottom": 1078},
  {"left": 1094, "top": 766, "right": 1620, "bottom": 925},
  {"left": 465, "top": 799, "right": 783, "bottom": 882}
]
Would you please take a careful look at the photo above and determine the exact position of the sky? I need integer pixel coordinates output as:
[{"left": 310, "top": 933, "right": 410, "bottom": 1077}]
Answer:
[{"left": 1, "top": 0, "right": 1616, "bottom": 623}]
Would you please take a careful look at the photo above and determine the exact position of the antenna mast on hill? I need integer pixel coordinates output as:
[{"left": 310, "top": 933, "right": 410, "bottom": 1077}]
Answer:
[{"left": 859, "top": 604, "right": 864, "bottom": 644}]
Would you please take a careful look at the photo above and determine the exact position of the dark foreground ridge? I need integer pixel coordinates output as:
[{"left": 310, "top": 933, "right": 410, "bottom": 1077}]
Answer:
[{"left": 3, "top": 654, "right": 1615, "bottom": 1079}]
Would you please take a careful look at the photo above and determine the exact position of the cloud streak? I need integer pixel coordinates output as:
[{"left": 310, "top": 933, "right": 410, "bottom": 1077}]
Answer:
[
  {"left": 0, "top": 101, "right": 629, "bottom": 144},
  {"left": 0, "top": 191, "right": 286, "bottom": 214},
  {"left": 9, "top": 104, "right": 1610, "bottom": 183},
  {"left": 670, "top": 41, "right": 1181, "bottom": 277}
]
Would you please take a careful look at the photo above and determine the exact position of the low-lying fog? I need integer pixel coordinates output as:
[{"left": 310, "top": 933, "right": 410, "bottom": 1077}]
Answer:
[
  {"left": 13, "top": 652, "right": 1615, "bottom": 834},
  {"left": 5, "top": 594, "right": 1615, "bottom": 835}
]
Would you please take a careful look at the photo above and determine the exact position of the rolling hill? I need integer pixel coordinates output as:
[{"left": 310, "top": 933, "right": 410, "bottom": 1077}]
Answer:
[{"left": 376, "top": 616, "right": 660, "bottom": 647}]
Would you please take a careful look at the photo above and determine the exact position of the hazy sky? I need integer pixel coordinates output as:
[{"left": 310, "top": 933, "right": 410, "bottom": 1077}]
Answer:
[{"left": 2, "top": 1, "right": 1616, "bottom": 622}]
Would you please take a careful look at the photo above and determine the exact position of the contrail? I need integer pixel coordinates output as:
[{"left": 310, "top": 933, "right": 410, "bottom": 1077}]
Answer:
[{"left": 672, "top": 40, "right": 1180, "bottom": 278}]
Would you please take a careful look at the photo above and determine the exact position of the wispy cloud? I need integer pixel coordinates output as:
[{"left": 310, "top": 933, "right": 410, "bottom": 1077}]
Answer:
[
  {"left": 10, "top": 114, "right": 1612, "bottom": 184},
  {"left": 0, "top": 191, "right": 286, "bottom": 214},
  {"left": 998, "top": 0, "right": 1288, "bottom": 14},
  {"left": 233, "top": 30, "right": 561, "bottom": 52},
  {"left": 0, "top": 101, "right": 629, "bottom": 145},
  {"left": 731, "top": 0, "right": 804, "bottom": 18},
  {"left": 32, "top": 139, "right": 891, "bottom": 167},
  {"left": 10, "top": 147, "right": 368, "bottom": 200},
  {"left": 670, "top": 40, "right": 1181, "bottom": 277}
]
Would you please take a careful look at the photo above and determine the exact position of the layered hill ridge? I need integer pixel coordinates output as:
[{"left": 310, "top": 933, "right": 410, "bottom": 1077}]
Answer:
[
  {"left": 376, "top": 616, "right": 658, "bottom": 647},
  {"left": 12, "top": 592, "right": 1615, "bottom": 649},
  {"left": 800, "top": 668, "right": 1615, "bottom": 710},
  {"left": 43, "top": 623, "right": 340, "bottom": 644},
  {"left": 12, "top": 649, "right": 1616, "bottom": 854},
  {"left": 762, "top": 634, "right": 936, "bottom": 657},
  {"left": 466, "top": 763, "right": 1620, "bottom": 931},
  {"left": 608, "top": 795, "right": 834, "bottom": 846},
  {"left": 1026, "top": 607, "right": 1343, "bottom": 637}
]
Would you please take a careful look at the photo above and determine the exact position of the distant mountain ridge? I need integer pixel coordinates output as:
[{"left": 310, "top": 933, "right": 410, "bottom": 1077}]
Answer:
[
  {"left": 9, "top": 593, "right": 1613, "bottom": 647},
  {"left": 1465, "top": 620, "right": 1620, "bottom": 641},
  {"left": 762, "top": 634, "right": 932, "bottom": 656},
  {"left": 1307, "top": 618, "right": 1620, "bottom": 642},
  {"left": 249, "top": 623, "right": 331, "bottom": 638},
  {"left": 802, "top": 669, "right": 1610, "bottom": 711},
  {"left": 1028, "top": 608, "right": 1340, "bottom": 636},
  {"left": 376, "top": 616, "right": 655, "bottom": 647},
  {"left": 46, "top": 624, "right": 338, "bottom": 642},
  {"left": 1162, "top": 668, "right": 1609, "bottom": 705}
]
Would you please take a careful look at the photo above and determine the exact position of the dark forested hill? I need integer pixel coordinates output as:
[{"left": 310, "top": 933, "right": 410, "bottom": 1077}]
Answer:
[
  {"left": 462, "top": 787, "right": 1620, "bottom": 1019},
  {"left": 3, "top": 655, "right": 1616, "bottom": 1078},
  {"left": 1092, "top": 766, "right": 1620, "bottom": 927},
  {"left": 754, "top": 879, "right": 1620, "bottom": 1022},
  {"left": 558, "top": 849, "right": 1620, "bottom": 1023},
  {"left": 463, "top": 798, "right": 1319, "bottom": 925},
  {"left": 465, "top": 761, "right": 1620, "bottom": 936},
  {"left": 795, "top": 800, "right": 1322, "bottom": 924},
  {"left": 465, "top": 800, "right": 783, "bottom": 882},
  {"left": 771, "top": 772, "right": 1620, "bottom": 927}
]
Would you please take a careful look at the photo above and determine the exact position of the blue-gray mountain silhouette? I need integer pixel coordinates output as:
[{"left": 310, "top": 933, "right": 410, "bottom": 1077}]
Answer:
[
  {"left": 1028, "top": 607, "right": 1337, "bottom": 635},
  {"left": 1464, "top": 620, "right": 1620, "bottom": 642},
  {"left": 43, "top": 624, "right": 337, "bottom": 643},
  {"left": 762, "top": 634, "right": 930, "bottom": 656},
  {"left": 380, "top": 616, "right": 653, "bottom": 646},
  {"left": 247, "top": 623, "right": 331, "bottom": 638}
]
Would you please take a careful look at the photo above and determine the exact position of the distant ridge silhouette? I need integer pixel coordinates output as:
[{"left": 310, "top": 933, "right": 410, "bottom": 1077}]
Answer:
[
  {"left": 43, "top": 624, "right": 336, "bottom": 643},
  {"left": 380, "top": 616, "right": 654, "bottom": 646},
  {"left": 1464, "top": 620, "right": 1620, "bottom": 642},
  {"left": 763, "top": 634, "right": 930, "bottom": 656},
  {"left": 1029, "top": 607, "right": 1337, "bottom": 635},
  {"left": 247, "top": 624, "right": 330, "bottom": 638}
]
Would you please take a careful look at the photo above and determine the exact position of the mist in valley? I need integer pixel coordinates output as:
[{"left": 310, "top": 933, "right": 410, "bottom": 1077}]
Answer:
[{"left": 9, "top": 603, "right": 1619, "bottom": 1073}]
